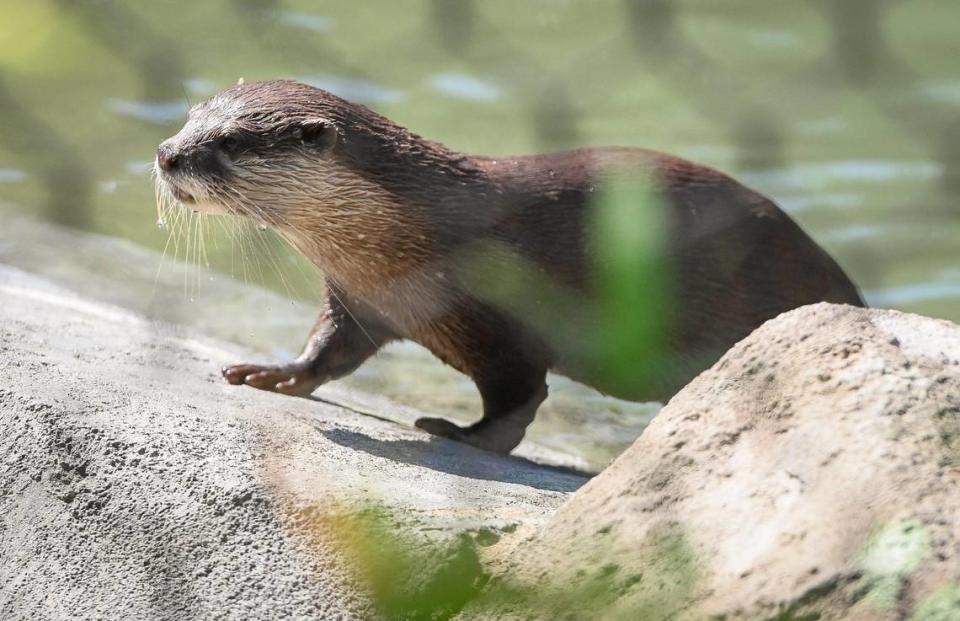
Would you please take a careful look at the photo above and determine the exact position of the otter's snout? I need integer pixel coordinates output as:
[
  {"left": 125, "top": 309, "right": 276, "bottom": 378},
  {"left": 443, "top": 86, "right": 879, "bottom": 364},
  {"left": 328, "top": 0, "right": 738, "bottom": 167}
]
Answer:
[
  {"left": 155, "top": 135, "right": 234, "bottom": 212},
  {"left": 156, "top": 142, "right": 179, "bottom": 172},
  {"left": 155, "top": 139, "right": 225, "bottom": 178}
]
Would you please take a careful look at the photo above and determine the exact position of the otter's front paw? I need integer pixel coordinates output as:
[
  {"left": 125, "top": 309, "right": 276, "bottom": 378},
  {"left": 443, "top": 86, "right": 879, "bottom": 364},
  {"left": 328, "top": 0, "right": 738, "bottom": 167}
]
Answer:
[{"left": 222, "top": 362, "right": 320, "bottom": 396}]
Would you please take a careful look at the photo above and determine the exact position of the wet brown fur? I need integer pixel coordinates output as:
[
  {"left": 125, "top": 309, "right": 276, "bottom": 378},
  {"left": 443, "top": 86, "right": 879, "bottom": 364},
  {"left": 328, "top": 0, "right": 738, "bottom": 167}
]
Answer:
[{"left": 156, "top": 80, "right": 864, "bottom": 454}]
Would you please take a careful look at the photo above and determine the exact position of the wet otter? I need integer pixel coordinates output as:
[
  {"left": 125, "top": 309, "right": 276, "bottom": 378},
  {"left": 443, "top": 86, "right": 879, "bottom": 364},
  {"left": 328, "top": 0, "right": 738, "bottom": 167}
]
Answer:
[{"left": 155, "top": 79, "right": 864, "bottom": 454}]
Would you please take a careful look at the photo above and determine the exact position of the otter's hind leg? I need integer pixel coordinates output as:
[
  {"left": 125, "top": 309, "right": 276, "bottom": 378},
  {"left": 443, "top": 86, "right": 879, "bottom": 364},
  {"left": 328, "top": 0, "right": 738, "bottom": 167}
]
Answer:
[
  {"left": 223, "top": 288, "right": 392, "bottom": 396},
  {"left": 416, "top": 322, "right": 549, "bottom": 453},
  {"left": 416, "top": 373, "right": 548, "bottom": 454}
]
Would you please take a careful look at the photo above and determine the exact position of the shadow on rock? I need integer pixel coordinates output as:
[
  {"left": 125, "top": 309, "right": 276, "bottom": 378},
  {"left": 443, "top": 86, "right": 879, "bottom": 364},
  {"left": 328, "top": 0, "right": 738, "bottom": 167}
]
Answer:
[{"left": 318, "top": 426, "right": 586, "bottom": 493}]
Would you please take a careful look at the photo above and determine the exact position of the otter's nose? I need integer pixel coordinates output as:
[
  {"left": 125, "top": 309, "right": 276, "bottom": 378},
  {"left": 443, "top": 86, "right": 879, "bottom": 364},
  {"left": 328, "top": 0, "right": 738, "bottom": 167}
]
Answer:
[{"left": 156, "top": 143, "right": 179, "bottom": 172}]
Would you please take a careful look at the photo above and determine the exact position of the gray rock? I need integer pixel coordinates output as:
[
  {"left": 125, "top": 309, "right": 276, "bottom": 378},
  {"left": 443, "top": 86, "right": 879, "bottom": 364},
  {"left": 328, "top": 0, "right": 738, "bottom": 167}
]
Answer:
[
  {"left": 461, "top": 303, "right": 960, "bottom": 620},
  {"left": 0, "top": 267, "right": 585, "bottom": 620}
]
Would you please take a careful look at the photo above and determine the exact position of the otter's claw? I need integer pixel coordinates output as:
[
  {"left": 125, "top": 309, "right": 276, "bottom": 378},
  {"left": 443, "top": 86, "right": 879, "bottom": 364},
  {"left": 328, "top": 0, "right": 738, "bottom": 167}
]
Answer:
[{"left": 221, "top": 362, "right": 320, "bottom": 396}]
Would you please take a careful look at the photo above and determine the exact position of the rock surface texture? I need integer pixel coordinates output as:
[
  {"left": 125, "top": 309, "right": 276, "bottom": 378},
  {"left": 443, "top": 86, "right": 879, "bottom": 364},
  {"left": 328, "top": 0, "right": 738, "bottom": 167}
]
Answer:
[
  {"left": 461, "top": 303, "right": 960, "bottom": 620},
  {"left": 6, "top": 256, "right": 960, "bottom": 621},
  {"left": 0, "top": 267, "right": 585, "bottom": 620}
]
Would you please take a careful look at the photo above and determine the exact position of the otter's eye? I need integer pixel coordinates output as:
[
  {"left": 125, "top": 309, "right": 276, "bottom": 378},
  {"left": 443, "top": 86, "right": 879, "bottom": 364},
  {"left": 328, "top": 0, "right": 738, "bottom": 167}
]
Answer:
[
  {"left": 298, "top": 122, "right": 326, "bottom": 143},
  {"left": 219, "top": 136, "right": 241, "bottom": 154},
  {"left": 296, "top": 119, "right": 337, "bottom": 151}
]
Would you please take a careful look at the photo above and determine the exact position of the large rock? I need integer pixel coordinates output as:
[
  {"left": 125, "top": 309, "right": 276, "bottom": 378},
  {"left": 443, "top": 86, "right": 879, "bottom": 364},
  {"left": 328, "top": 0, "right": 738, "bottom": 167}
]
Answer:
[
  {"left": 462, "top": 303, "right": 960, "bottom": 620},
  {"left": 0, "top": 266, "right": 585, "bottom": 620}
]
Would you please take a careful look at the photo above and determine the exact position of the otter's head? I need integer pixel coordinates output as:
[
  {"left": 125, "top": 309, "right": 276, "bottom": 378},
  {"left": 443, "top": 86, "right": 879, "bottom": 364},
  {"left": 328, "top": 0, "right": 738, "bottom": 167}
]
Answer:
[{"left": 154, "top": 80, "right": 357, "bottom": 227}]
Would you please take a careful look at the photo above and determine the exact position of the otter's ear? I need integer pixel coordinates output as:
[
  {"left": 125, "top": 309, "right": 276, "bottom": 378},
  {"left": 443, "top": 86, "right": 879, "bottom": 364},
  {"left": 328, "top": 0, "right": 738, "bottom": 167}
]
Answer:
[{"left": 297, "top": 119, "right": 337, "bottom": 152}]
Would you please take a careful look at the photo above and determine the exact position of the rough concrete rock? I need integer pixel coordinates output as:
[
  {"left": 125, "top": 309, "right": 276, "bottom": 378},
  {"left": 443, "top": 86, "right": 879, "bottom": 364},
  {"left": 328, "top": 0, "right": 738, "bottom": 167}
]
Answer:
[
  {"left": 463, "top": 303, "right": 960, "bottom": 620},
  {"left": 0, "top": 267, "right": 585, "bottom": 620}
]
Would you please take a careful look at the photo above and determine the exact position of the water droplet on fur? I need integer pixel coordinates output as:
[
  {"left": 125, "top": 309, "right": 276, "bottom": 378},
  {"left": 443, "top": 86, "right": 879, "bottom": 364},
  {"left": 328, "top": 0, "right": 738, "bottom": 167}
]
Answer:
[
  {"left": 256, "top": 224, "right": 268, "bottom": 232},
  {"left": 156, "top": 218, "right": 166, "bottom": 229}
]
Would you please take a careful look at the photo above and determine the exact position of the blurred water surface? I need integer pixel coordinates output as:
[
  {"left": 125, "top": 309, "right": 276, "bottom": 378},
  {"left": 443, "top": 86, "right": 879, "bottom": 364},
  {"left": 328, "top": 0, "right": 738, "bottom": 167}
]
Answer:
[{"left": 1, "top": 0, "right": 958, "bottom": 468}]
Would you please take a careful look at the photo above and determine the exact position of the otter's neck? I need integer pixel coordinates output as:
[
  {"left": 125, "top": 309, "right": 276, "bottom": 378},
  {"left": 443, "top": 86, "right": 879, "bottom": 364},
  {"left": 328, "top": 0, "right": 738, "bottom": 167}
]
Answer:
[{"left": 276, "top": 142, "right": 499, "bottom": 302}]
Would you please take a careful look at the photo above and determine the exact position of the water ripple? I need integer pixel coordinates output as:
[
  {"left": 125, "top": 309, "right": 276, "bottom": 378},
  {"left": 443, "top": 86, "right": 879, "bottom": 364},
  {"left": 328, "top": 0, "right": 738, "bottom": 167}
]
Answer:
[
  {"left": 867, "top": 282, "right": 960, "bottom": 307},
  {"left": 429, "top": 73, "right": 503, "bottom": 102},
  {"left": 301, "top": 75, "right": 403, "bottom": 105},
  {"left": 777, "top": 192, "right": 864, "bottom": 213},
  {"left": 107, "top": 99, "right": 189, "bottom": 125},
  {"left": 743, "top": 160, "right": 942, "bottom": 191},
  {"left": 280, "top": 11, "right": 334, "bottom": 33},
  {"left": 820, "top": 224, "right": 884, "bottom": 243},
  {"left": 126, "top": 161, "right": 154, "bottom": 176},
  {"left": 750, "top": 31, "right": 798, "bottom": 49},
  {"left": 0, "top": 169, "right": 27, "bottom": 183},
  {"left": 922, "top": 80, "right": 960, "bottom": 104}
]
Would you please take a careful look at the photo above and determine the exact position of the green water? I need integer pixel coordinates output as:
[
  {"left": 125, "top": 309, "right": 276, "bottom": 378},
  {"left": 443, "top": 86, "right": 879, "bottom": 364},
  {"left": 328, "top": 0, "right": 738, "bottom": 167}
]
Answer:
[{"left": 1, "top": 0, "right": 958, "bottom": 468}]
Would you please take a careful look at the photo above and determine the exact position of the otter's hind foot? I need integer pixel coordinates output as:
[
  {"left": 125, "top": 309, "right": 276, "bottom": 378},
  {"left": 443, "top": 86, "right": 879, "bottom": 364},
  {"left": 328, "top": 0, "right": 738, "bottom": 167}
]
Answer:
[
  {"left": 414, "top": 417, "right": 525, "bottom": 454},
  {"left": 222, "top": 362, "right": 321, "bottom": 396}
]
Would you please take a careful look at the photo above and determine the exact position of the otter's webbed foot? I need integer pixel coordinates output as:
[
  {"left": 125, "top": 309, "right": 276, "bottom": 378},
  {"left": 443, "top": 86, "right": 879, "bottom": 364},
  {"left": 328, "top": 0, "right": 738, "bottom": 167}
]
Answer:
[
  {"left": 414, "top": 417, "right": 527, "bottom": 455},
  {"left": 222, "top": 361, "right": 322, "bottom": 396}
]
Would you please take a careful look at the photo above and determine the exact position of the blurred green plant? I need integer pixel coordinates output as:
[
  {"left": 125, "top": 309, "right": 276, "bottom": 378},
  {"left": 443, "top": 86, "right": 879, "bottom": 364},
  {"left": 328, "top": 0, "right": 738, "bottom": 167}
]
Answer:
[
  {"left": 469, "top": 524, "right": 698, "bottom": 620},
  {"left": 326, "top": 504, "right": 487, "bottom": 620},
  {"left": 460, "top": 173, "right": 675, "bottom": 399},
  {"left": 325, "top": 502, "right": 696, "bottom": 620},
  {"left": 911, "top": 583, "right": 960, "bottom": 621},
  {"left": 853, "top": 519, "right": 930, "bottom": 611},
  {"left": 590, "top": 175, "right": 674, "bottom": 395}
]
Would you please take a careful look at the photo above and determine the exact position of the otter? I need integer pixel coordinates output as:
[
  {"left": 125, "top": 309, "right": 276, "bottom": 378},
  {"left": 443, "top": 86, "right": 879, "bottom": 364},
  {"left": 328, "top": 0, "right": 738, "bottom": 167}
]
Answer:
[{"left": 155, "top": 79, "right": 864, "bottom": 454}]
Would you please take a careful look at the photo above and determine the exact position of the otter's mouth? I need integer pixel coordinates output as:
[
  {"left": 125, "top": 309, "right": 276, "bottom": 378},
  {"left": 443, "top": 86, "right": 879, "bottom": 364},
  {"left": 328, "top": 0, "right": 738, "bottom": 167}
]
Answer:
[
  {"left": 154, "top": 160, "right": 198, "bottom": 206},
  {"left": 156, "top": 171, "right": 231, "bottom": 215},
  {"left": 169, "top": 184, "right": 196, "bottom": 205}
]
